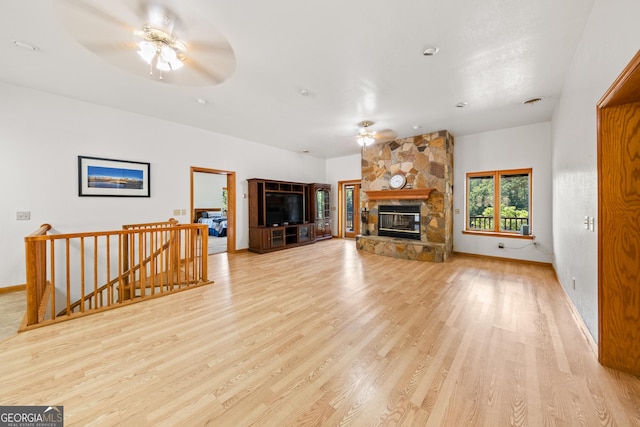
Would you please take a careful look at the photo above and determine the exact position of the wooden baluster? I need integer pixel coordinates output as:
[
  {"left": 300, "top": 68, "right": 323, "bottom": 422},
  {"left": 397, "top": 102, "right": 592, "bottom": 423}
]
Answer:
[
  {"left": 65, "top": 239, "right": 71, "bottom": 315},
  {"left": 150, "top": 230, "right": 156, "bottom": 295},
  {"left": 50, "top": 240, "right": 56, "bottom": 322},
  {"left": 79, "top": 237, "right": 85, "bottom": 312},
  {"left": 106, "top": 235, "right": 112, "bottom": 306},
  {"left": 201, "top": 225, "right": 208, "bottom": 283},
  {"left": 185, "top": 227, "right": 191, "bottom": 286},
  {"left": 94, "top": 236, "right": 99, "bottom": 309},
  {"left": 138, "top": 230, "right": 145, "bottom": 298},
  {"left": 128, "top": 233, "right": 135, "bottom": 301}
]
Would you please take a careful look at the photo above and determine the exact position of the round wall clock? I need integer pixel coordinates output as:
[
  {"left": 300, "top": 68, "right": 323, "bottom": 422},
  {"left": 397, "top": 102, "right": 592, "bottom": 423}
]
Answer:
[{"left": 389, "top": 173, "right": 407, "bottom": 189}]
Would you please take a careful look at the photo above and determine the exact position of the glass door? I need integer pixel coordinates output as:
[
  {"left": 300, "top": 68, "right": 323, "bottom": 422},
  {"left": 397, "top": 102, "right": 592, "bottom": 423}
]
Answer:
[{"left": 344, "top": 183, "right": 361, "bottom": 238}]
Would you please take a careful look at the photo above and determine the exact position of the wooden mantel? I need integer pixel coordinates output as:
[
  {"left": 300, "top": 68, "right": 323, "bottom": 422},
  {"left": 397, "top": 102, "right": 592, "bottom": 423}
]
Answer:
[{"left": 364, "top": 188, "right": 433, "bottom": 201}]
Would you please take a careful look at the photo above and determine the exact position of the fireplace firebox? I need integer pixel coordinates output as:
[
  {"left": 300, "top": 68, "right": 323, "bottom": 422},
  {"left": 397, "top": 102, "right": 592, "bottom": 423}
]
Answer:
[{"left": 378, "top": 205, "right": 421, "bottom": 240}]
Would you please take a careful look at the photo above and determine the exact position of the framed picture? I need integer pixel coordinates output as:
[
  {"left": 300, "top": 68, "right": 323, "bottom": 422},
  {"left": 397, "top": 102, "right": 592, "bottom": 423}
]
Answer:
[{"left": 78, "top": 156, "right": 150, "bottom": 197}]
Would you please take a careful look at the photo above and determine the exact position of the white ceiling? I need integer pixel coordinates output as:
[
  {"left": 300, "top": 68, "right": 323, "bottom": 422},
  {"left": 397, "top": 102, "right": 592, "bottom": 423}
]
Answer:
[{"left": 0, "top": 0, "right": 595, "bottom": 159}]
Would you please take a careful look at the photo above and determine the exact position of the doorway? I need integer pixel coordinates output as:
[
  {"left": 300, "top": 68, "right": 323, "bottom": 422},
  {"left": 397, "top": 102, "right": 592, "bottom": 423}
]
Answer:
[
  {"left": 597, "top": 50, "right": 640, "bottom": 374},
  {"left": 190, "top": 166, "right": 236, "bottom": 254},
  {"left": 337, "top": 180, "right": 361, "bottom": 238}
]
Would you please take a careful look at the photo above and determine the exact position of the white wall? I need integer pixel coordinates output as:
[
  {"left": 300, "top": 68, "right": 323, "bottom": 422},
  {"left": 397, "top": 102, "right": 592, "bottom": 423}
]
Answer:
[
  {"left": 194, "top": 172, "right": 227, "bottom": 209},
  {"left": 0, "top": 83, "right": 326, "bottom": 288},
  {"left": 325, "top": 154, "right": 362, "bottom": 236},
  {"left": 454, "top": 122, "right": 553, "bottom": 263},
  {"left": 551, "top": 0, "right": 640, "bottom": 343}
]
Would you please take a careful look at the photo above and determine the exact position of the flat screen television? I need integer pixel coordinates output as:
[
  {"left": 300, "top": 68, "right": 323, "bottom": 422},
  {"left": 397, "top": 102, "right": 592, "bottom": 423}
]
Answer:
[{"left": 265, "top": 193, "right": 304, "bottom": 226}]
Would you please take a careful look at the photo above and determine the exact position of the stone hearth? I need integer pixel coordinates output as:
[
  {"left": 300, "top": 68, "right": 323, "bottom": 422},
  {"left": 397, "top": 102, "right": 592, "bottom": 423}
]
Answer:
[{"left": 356, "top": 130, "right": 454, "bottom": 262}]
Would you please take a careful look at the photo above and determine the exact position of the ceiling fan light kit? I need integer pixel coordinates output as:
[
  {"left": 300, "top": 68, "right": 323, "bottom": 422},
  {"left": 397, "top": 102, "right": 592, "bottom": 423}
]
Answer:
[
  {"left": 136, "top": 24, "right": 186, "bottom": 78},
  {"left": 357, "top": 121, "right": 377, "bottom": 146},
  {"left": 57, "top": 1, "right": 236, "bottom": 86}
]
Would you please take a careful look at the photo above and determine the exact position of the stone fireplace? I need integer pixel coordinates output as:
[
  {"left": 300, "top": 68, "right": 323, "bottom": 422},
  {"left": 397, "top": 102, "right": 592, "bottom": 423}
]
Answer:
[{"left": 356, "top": 130, "right": 454, "bottom": 262}]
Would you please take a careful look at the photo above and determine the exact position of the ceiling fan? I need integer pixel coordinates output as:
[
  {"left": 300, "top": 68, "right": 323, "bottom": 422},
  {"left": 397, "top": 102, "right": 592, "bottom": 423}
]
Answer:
[
  {"left": 355, "top": 121, "right": 397, "bottom": 146},
  {"left": 56, "top": 0, "right": 236, "bottom": 86}
]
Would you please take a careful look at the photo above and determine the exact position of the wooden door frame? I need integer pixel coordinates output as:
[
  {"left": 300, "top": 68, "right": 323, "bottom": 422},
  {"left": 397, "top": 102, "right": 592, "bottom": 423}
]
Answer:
[
  {"left": 337, "top": 179, "right": 362, "bottom": 238},
  {"left": 597, "top": 50, "right": 640, "bottom": 373},
  {"left": 190, "top": 166, "right": 237, "bottom": 253}
]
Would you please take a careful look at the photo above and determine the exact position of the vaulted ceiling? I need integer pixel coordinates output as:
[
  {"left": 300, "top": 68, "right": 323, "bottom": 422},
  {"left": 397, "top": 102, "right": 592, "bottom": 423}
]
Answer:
[{"left": 0, "top": 1, "right": 595, "bottom": 158}]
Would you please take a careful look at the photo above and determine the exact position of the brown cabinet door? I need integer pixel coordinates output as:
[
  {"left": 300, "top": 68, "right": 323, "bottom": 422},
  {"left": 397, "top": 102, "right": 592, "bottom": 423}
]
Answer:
[
  {"left": 271, "top": 229, "right": 285, "bottom": 247},
  {"left": 298, "top": 225, "right": 309, "bottom": 242},
  {"left": 263, "top": 228, "right": 285, "bottom": 248},
  {"left": 312, "top": 184, "right": 331, "bottom": 239}
]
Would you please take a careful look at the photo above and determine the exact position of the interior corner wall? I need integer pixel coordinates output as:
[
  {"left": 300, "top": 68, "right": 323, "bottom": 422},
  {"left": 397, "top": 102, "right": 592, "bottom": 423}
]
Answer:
[
  {"left": 550, "top": 0, "right": 640, "bottom": 344},
  {"left": 453, "top": 122, "right": 553, "bottom": 264},
  {"left": 0, "top": 83, "right": 326, "bottom": 289}
]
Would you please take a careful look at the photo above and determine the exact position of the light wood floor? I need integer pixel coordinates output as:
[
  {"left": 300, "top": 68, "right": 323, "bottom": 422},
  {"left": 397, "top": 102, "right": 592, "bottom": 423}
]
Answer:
[
  {"left": 0, "top": 289, "right": 25, "bottom": 342},
  {"left": 1, "top": 239, "right": 639, "bottom": 426}
]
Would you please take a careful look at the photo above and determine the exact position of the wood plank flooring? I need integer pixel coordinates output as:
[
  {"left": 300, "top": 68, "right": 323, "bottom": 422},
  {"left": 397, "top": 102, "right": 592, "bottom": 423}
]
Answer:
[
  {"left": 0, "top": 289, "right": 25, "bottom": 342},
  {"left": 1, "top": 239, "right": 639, "bottom": 426}
]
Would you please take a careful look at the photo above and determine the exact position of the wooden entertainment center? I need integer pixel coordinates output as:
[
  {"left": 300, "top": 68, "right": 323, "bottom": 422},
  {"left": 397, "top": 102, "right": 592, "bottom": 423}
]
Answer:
[{"left": 248, "top": 178, "right": 331, "bottom": 253}]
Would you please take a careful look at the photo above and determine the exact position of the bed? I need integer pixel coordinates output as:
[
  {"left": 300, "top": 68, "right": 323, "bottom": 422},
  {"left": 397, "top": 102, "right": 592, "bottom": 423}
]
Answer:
[{"left": 195, "top": 209, "right": 227, "bottom": 237}]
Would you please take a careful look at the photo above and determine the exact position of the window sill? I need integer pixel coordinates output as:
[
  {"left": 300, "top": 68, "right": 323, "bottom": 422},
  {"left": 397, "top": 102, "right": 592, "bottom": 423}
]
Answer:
[{"left": 462, "top": 230, "right": 534, "bottom": 239}]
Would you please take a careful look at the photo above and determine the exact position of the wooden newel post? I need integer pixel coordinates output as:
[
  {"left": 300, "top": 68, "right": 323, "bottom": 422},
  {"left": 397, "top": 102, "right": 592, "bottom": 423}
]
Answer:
[
  {"left": 24, "top": 224, "right": 51, "bottom": 326},
  {"left": 24, "top": 237, "right": 38, "bottom": 326}
]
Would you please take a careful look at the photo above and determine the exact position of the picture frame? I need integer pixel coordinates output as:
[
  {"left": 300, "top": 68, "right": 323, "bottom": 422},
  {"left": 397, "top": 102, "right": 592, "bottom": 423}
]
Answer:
[{"left": 78, "top": 156, "right": 150, "bottom": 197}]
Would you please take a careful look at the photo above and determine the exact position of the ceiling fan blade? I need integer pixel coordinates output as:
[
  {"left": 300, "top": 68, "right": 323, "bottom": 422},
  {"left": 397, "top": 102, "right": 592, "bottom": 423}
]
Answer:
[
  {"left": 82, "top": 41, "right": 138, "bottom": 53},
  {"left": 188, "top": 41, "right": 235, "bottom": 54},
  {"left": 375, "top": 129, "right": 398, "bottom": 142},
  {"left": 187, "top": 58, "right": 230, "bottom": 85}
]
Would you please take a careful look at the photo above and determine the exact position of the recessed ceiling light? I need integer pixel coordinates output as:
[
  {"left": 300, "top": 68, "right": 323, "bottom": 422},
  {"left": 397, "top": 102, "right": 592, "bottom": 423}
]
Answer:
[
  {"left": 412, "top": 125, "right": 421, "bottom": 130},
  {"left": 300, "top": 89, "right": 309, "bottom": 96},
  {"left": 13, "top": 40, "right": 37, "bottom": 51},
  {"left": 196, "top": 98, "right": 207, "bottom": 105},
  {"left": 456, "top": 102, "right": 468, "bottom": 108},
  {"left": 522, "top": 97, "right": 543, "bottom": 105},
  {"left": 422, "top": 46, "right": 439, "bottom": 56}
]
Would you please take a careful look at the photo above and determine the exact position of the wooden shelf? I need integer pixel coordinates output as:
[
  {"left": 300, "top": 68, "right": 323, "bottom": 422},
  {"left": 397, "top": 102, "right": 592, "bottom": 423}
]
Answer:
[{"left": 364, "top": 188, "right": 433, "bottom": 201}]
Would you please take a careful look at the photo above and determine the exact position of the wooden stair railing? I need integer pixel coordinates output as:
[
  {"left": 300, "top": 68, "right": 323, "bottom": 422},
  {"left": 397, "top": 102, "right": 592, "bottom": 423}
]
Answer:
[
  {"left": 59, "top": 219, "right": 182, "bottom": 315},
  {"left": 22, "top": 220, "right": 210, "bottom": 330}
]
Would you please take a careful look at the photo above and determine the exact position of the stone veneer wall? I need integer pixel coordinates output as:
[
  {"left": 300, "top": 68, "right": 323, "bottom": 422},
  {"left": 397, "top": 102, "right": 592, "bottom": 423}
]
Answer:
[{"left": 356, "top": 130, "right": 454, "bottom": 262}]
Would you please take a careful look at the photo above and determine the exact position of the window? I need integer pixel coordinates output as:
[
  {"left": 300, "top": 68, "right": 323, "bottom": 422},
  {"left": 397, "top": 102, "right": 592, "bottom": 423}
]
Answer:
[{"left": 465, "top": 168, "right": 532, "bottom": 237}]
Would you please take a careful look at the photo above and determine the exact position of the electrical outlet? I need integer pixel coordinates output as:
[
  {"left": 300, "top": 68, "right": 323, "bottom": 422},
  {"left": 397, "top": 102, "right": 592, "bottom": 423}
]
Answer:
[
  {"left": 173, "top": 209, "right": 180, "bottom": 216},
  {"left": 498, "top": 242, "right": 504, "bottom": 249},
  {"left": 181, "top": 209, "right": 186, "bottom": 215},
  {"left": 16, "top": 211, "right": 31, "bottom": 220}
]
